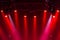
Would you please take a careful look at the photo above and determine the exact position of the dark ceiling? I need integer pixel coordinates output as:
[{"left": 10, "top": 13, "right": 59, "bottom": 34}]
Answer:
[{"left": 0, "top": 0, "right": 60, "bottom": 10}]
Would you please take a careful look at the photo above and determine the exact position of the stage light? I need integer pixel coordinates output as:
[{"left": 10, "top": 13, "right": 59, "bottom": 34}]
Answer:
[
  {"left": 24, "top": 15, "right": 28, "bottom": 40},
  {"left": 40, "top": 15, "right": 52, "bottom": 40},
  {"left": 33, "top": 15, "right": 37, "bottom": 40},
  {"left": 57, "top": 10, "right": 59, "bottom": 12},
  {"left": 14, "top": 10, "right": 17, "bottom": 12},
  {"left": 1, "top": 10, "right": 3, "bottom": 12},
  {"left": 24, "top": 15, "right": 27, "bottom": 18},
  {"left": 44, "top": 10, "right": 47, "bottom": 12},
  {"left": 34, "top": 16, "right": 36, "bottom": 18},
  {"left": 5, "top": 15, "right": 8, "bottom": 18},
  {"left": 53, "top": 16, "right": 55, "bottom": 18},
  {"left": 42, "top": 10, "right": 47, "bottom": 31}
]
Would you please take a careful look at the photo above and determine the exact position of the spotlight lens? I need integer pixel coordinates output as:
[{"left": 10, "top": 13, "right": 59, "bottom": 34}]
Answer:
[
  {"left": 57, "top": 10, "right": 59, "bottom": 12},
  {"left": 44, "top": 10, "right": 47, "bottom": 12},
  {"left": 34, "top": 16, "right": 36, "bottom": 18},
  {"left": 1, "top": 10, "right": 3, "bottom": 12},
  {"left": 24, "top": 15, "right": 27, "bottom": 17},
  {"left": 5, "top": 15, "right": 8, "bottom": 18},
  {"left": 14, "top": 10, "right": 17, "bottom": 12},
  {"left": 53, "top": 16, "right": 55, "bottom": 18}
]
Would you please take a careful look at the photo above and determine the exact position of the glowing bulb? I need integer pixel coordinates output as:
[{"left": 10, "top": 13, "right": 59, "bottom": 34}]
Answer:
[
  {"left": 5, "top": 15, "right": 8, "bottom": 18},
  {"left": 44, "top": 10, "right": 47, "bottom": 12},
  {"left": 1, "top": 10, "right": 3, "bottom": 12},
  {"left": 57, "top": 10, "right": 59, "bottom": 12},
  {"left": 24, "top": 15, "right": 27, "bottom": 17},
  {"left": 14, "top": 10, "right": 17, "bottom": 12},
  {"left": 53, "top": 16, "right": 55, "bottom": 18},
  {"left": 34, "top": 16, "right": 36, "bottom": 18}
]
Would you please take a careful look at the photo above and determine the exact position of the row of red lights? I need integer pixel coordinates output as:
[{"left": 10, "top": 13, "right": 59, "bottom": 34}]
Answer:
[
  {"left": 1, "top": 10, "right": 60, "bottom": 12},
  {"left": 4, "top": 15, "right": 55, "bottom": 19},
  {"left": 44, "top": 10, "right": 60, "bottom": 12},
  {"left": 4, "top": 15, "right": 37, "bottom": 18},
  {"left": 1, "top": 10, "right": 60, "bottom": 18},
  {"left": 0, "top": 10, "right": 60, "bottom": 40}
]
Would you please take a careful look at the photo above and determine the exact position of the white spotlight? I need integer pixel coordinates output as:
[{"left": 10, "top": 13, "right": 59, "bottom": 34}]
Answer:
[{"left": 53, "top": 16, "right": 55, "bottom": 18}]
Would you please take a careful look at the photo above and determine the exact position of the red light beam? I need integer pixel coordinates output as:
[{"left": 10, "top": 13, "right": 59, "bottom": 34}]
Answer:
[
  {"left": 42, "top": 10, "right": 47, "bottom": 31},
  {"left": 0, "top": 27, "right": 8, "bottom": 40},
  {"left": 24, "top": 15, "right": 28, "bottom": 40},
  {"left": 14, "top": 10, "right": 19, "bottom": 30},
  {"left": 33, "top": 16, "right": 37, "bottom": 40},
  {"left": 8, "top": 15, "right": 21, "bottom": 40}
]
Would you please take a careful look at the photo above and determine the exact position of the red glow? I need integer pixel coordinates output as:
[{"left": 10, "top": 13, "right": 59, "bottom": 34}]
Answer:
[
  {"left": 8, "top": 15, "right": 21, "bottom": 40},
  {"left": 40, "top": 15, "right": 52, "bottom": 40},
  {"left": 1, "top": 10, "right": 3, "bottom": 12},
  {"left": 44, "top": 10, "right": 47, "bottom": 12},
  {"left": 24, "top": 15, "right": 27, "bottom": 30},
  {"left": 33, "top": 16, "right": 37, "bottom": 40},
  {"left": 33, "top": 16, "right": 37, "bottom": 30},
  {"left": 1, "top": 12, "right": 20, "bottom": 40},
  {"left": 5, "top": 15, "right": 8, "bottom": 18},
  {"left": 56, "top": 10, "right": 59, "bottom": 12},
  {"left": 0, "top": 27, "right": 8, "bottom": 40},
  {"left": 24, "top": 15, "right": 28, "bottom": 40},
  {"left": 34, "top": 16, "right": 36, "bottom": 18},
  {"left": 50, "top": 9, "right": 59, "bottom": 32},
  {"left": 24, "top": 15, "right": 27, "bottom": 18},
  {"left": 42, "top": 10, "right": 47, "bottom": 31},
  {"left": 46, "top": 10, "right": 59, "bottom": 39},
  {"left": 14, "top": 10, "right": 17, "bottom": 12},
  {"left": 45, "top": 9, "right": 59, "bottom": 38},
  {"left": 56, "top": 31, "right": 60, "bottom": 40},
  {"left": 14, "top": 10, "right": 19, "bottom": 30},
  {"left": 40, "top": 11, "right": 59, "bottom": 40},
  {"left": 53, "top": 16, "right": 55, "bottom": 18},
  {"left": 4, "top": 15, "right": 20, "bottom": 40},
  {"left": 0, "top": 10, "right": 60, "bottom": 40}
]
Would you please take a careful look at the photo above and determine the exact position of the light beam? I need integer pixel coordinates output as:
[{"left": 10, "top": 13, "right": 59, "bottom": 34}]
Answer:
[
  {"left": 33, "top": 16, "right": 37, "bottom": 40},
  {"left": 24, "top": 15, "right": 28, "bottom": 40}
]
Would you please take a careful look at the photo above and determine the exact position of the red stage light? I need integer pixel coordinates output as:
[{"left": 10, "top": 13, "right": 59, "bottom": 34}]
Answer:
[
  {"left": 57, "top": 10, "right": 59, "bottom": 12},
  {"left": 34, "top": 16, "right": 36, "bottom": 18},
  {"left": 24, "top": 15, "right": 27, "bottom": 18},
  {"left": 14, "top": 10, "right": 17, "bottom": 12},
  {"left": 1, "top": 10, "right": 3, "bottom": 12},
  {"left": 44, "top": 10, "right": 47, "bottom": 12},
  {"left": 24, "top": 15, "right": 28, "bottom": 40},
  {"left": 33, "top": 15, "right": 37, "bottom": 40},
  {"left": 53, "top": 16, "right": 55, "bottom": 18},
  {"left": 5, "top": 15, "right": 8, "bottom": 18},
  {"left": 42, "top": 10, "right": 47, "bottom": 31}
]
